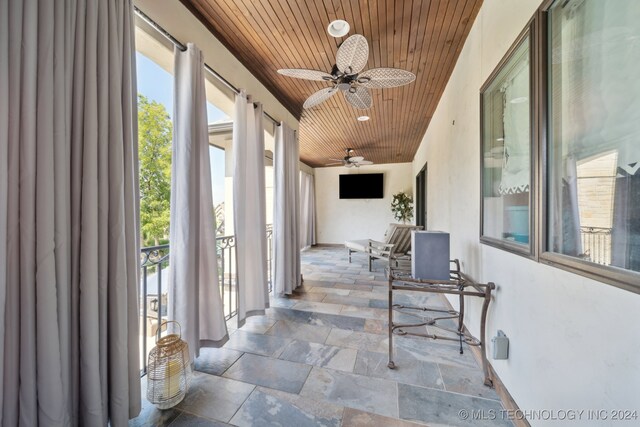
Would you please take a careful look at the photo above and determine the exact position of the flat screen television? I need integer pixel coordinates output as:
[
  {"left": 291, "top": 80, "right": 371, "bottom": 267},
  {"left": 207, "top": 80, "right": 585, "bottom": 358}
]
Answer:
[{"left": 339, "top": 173, "right": 384, "bottom": 199}]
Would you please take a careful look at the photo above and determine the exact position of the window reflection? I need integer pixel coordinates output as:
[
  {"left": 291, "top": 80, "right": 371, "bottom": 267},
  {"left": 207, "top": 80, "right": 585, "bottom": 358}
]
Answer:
[
  {"left": 482, "top": 36, "right": 531, "bottom": 247},
  {"left": 547, "top": 0, "right": 640, "bottom": 272}
]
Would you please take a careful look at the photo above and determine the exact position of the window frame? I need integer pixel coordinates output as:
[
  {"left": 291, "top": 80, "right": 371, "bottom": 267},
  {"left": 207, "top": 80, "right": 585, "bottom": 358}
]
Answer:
[
  {"left": 536, "top": 2, "right": 640, "bottom": 294},
  {"left": 478, "top": 2, "right": 640, "bottom": 294},
  {"left": 479, "top": 19, "right": 538, "bottom": 259}
]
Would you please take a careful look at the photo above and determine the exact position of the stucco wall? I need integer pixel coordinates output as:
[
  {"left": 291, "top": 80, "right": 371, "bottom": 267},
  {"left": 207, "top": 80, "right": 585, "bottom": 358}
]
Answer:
[
  {"left": 315, "top": 163, "right": 413, "bottom": 244},
  {"left": 412, "top": 0, "right": 640, "bottom": 423}
]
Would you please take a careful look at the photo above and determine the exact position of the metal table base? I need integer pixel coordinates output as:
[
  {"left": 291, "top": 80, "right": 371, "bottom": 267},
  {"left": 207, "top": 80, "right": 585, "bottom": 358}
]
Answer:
[{"left": 387, "top": 260, "right": 495, "bottom": 387}]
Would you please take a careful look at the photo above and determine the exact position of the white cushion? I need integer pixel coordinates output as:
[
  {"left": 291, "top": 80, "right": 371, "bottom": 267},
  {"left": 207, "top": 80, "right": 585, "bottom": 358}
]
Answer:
[{"left": 344, "top": 239, "right": 370, "bottom": 252}]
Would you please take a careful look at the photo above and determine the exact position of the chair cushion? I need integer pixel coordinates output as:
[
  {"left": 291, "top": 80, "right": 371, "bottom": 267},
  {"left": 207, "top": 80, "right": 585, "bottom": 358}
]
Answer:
[
  {"left": 346, "top": 224, "right": 424, "bottom": 255},
  {"left": 344, "top": 239, "right": 370, "bottom": 252}
]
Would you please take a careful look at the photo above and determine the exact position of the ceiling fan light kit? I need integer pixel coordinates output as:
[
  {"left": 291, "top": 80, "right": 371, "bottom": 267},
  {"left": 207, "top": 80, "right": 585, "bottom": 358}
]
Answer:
[
  {"left": 327, "top": 20, "right": 350, "bottom": 37},
  {"left": 278, "top": 34, "right": 416, "bottom": 111}
]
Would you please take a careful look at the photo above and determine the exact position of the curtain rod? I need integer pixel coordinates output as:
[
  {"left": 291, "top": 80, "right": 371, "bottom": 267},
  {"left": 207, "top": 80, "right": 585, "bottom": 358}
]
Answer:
[{"left": 134, "top": 6, "right": 281, "bottom": 127}]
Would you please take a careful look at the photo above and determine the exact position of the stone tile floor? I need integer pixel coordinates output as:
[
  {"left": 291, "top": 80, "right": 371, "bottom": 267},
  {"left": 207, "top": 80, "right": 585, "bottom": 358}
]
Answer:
[{"left": 130, "top": 247, "right": 511, "bottom": 426}]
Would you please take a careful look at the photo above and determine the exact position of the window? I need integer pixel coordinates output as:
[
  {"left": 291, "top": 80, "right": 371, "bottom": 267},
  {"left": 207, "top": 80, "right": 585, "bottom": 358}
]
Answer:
[
  {"left": 480, "top": 31, "right": 533, "bottom": 255},
  {"left": 478, "top": 0, "right": 640, "bottom": 291},
  {"left": 544, "top": 0, "right": 640, "bottom": 285}
]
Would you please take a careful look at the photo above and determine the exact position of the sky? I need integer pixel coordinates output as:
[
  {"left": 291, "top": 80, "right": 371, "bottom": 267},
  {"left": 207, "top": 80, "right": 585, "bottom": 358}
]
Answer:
[{"left": 136, "top": 52, "right": 227, "bottom": 206}]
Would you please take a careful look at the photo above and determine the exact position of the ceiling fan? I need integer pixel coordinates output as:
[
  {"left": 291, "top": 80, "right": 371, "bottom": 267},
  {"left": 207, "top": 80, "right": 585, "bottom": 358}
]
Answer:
[
  {"left": 277, "top": 34, "right": 416, "bottom": 110},
  {"left": 326, "top": 149, "right": 374, "bottom": 168}
]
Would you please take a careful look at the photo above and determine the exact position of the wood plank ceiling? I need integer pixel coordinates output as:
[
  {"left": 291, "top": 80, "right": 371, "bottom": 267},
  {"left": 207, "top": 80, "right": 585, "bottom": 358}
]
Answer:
[{"left": 181, "top": 0, "right": 482, "bottom": 167}]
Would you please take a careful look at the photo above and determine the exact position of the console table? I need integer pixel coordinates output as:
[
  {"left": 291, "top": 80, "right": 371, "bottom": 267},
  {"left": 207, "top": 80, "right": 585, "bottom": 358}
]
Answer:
[{"left": 386, "top": 260, "right": 495, "bottom": 387}]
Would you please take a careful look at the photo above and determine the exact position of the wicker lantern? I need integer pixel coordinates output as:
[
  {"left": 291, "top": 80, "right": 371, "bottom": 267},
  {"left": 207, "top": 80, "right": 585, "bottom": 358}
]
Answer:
[{"left": 147, "top": 321, "right": 192, "bottom": 409}]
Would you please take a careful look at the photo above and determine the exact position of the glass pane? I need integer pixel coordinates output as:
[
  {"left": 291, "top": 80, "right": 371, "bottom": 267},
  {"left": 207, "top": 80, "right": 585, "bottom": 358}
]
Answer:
[
  {"left": 547, "top": 0, "right": 640, "bottom": 272},
  {"left": 482, "top": 36, "right": 531, "bottom": 246}
]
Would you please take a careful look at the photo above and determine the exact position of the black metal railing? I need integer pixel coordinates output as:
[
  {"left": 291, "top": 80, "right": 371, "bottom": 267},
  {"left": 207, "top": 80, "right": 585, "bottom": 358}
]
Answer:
[
  {"left": 139, "top": 244, "right": 170, "bottom": 374},
  {"left": 266, "top": 224, "right": 273, "bottom": 293},
  {"left": 580, "top": 226, "right": 612, "bottom": 266},
  {"left": 139, "top": 226, "right": 273, "bottom": 374},
  {"left": 217, "top": 234, "right": 237, "bottom": 321}
]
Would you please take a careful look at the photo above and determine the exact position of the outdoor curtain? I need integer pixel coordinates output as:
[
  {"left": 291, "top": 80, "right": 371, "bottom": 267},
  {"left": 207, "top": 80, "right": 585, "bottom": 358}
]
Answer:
[
  {"left": 300, "top": 171, "right": 316, "bottom": 250},
  {"left": 0, "top": 0, "right": 141, "bottom": 425},
  {"left": 168, "top": 44, "right": 228, "bottom": 360},
  {"left": 232, "top": 91, "right": 269, "bottom": 325},
  {"left": 273, "top": 123, "right": 301, "bottom": 296}
]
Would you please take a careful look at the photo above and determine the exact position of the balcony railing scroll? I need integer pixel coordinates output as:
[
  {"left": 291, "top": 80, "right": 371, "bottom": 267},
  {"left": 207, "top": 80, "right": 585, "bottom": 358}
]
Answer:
[
  {"left": 580, "top": 226, "right": 612, "bottom": 266},
  {"left": 139, "top": 226, "right": 273, "bottom": 374}
]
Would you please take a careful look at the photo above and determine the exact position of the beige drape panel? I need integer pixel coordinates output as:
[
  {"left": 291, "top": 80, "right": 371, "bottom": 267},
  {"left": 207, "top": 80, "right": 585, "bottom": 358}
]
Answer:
[
  {"left": 0, "top": 0, "right": 141, "bottom": 425},
  {"left": 273, "top": 123, "right": 301, "bottom": 295},
  {"left": 232, "top": 91, "right": 269, "bottom": 326},
  {"left": 168, "top": 44, "right": 229, "bottom": 359}
]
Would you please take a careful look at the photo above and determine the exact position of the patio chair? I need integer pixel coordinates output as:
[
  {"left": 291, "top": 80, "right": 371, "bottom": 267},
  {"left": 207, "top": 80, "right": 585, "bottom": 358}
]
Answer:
[{"left": 345, "top": 223, "right": 423, "bottom": 272}]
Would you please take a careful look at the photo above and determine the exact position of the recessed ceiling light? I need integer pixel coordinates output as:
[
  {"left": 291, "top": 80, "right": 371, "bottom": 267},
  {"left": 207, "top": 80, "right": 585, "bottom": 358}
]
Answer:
[
  {"left": 357, "top": 115, "right": 370, "bottom": 121},
  {"left": 510, "top": 97, "right": 528, "bottom": 104},
  {"left": 327, "top": 20, "right": 350, "bottom": 38},
  {"left": 496, "top": 137, "right": 504, "bottom": 141}
]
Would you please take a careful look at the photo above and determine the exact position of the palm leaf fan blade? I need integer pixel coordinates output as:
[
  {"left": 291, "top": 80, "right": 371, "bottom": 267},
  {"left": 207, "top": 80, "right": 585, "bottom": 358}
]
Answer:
[
  {"left": 358, "top": 68, "right": 416, "bottom": 88},
  {"left": 344, "top": 86, "right": 372, "bottom": 110},
  {"left": 336, "top": 35, "right": 369, "bottom": 74},
  {"left": 303, "top": 87, "right": 338, "bottom": 109},
  {"left": 277, "top": 69, "right": 333, "bottom": 81}
]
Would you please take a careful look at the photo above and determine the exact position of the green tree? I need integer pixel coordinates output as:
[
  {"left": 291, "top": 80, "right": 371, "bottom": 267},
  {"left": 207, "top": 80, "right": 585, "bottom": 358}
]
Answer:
[{"left": 138, "top": 94, "right": 172, "bottom": 246}]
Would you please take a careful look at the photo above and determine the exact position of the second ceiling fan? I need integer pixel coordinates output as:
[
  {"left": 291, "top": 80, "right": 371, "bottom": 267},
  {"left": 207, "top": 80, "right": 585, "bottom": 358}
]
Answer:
[
  {"left": 326, "top": 149, "right": 373, "bottom": 168},
  {"left": 278, "top": 34, "right": 416, "bottom": 110}
]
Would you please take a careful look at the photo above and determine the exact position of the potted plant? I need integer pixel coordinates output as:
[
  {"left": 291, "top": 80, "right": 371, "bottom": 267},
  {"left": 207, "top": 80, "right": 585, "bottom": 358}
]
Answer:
[{"left": 391, "top": 192, "right": 414, "bottom": 224}]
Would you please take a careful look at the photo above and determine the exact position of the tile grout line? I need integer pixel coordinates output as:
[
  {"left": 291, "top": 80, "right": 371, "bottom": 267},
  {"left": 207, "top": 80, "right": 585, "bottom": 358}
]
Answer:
[
  {"left": 338, "top": 406, "right": 347, "bottom": 427},
  {"left": 262, "top": 320, "right": 277, "bottom": 336},
  {"left": 178, "top": 405, "right": 235, "bottom": 425},
  {"left": 436, "top": 362, "right": 447, "bottom": 392},
  {"left": 322, "top": 327, "right": 332, "bottom": 345},
  {"left": 226, "top": 384, "right": 258, "bottom": 425},
  {"left": 297, "top": 362, "right": 316, "bottom": 396},
  {"left": 398, "top": 380, "right": 504, "bottom": 403},
  {"left": 396, "top": 381, "right": 401, "bottom": 420},
  {"left": 165, "top": 410, "right": 184, "bottom": 427},
  {"left": 350, "top": 348, "right": 359, "bottom": 374},
  {"left": 217, "top": 351, "right": 245, "bottom": 377}
]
